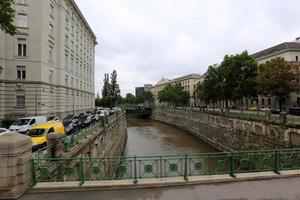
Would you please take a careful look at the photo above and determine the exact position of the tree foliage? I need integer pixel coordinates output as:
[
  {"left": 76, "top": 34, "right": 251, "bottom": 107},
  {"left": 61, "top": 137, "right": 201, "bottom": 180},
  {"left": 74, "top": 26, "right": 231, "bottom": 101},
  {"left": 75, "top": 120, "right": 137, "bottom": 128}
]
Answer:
[
  {"left": 110, "top": 70, "right": 121, "bottom": 105},
  {"left": 196, "top": 51, "right": 258, "bottom": 111},
  {"left": 158, "top": 83, "right": 190, "bottom": 106},
  {"left": 0, "top": 0, "right": 17, "bottom": 35},
  {"left": 101, "top": 73, "right": 110, "bottom": 97},
  {"left": 99, "top": 70, "right": 121, "bottom": 107},
  {"left": 136, "top": 91, "right": 154, "bottom": 104},
  {"left": 125, "top": 93, "right": 136, "bottom": 104},
  {"left": 257, "top": 57, "right": 300, "bottom": 111}
]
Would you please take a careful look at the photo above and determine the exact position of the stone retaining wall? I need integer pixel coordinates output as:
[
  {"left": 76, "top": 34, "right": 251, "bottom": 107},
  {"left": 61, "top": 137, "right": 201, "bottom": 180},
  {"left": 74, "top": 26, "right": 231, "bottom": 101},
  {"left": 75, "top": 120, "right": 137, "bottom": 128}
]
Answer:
[{"left": 151, "top": 107, "right": 300, "bottom": 151}]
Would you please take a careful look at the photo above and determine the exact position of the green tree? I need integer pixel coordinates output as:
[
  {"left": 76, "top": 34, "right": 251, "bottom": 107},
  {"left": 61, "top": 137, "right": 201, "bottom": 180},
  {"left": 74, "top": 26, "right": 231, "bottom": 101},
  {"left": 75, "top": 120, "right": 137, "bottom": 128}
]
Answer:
[
  {"left": 102, "top": 73, "right": 110, "bottom": 97},
  {"left": 125, "top": 93, "right": 136, "bottom": 104},
  {"left": 110, "top": 70, "right": 121, "bottom": 105},
  {"left": 158, "top": 83, "right": 190, "bottom": 106},
  {"left": 257, "top": 58, "right": 300, "bottom": 111},
  {"left": 219, "top": 51, "right": 258, "bottom": 112},
  {"left": 95, "top": 92, "right": 101, "bottom": 106},
  {"left": 0, "top": 0, "right": 16, "bottom": 35}
]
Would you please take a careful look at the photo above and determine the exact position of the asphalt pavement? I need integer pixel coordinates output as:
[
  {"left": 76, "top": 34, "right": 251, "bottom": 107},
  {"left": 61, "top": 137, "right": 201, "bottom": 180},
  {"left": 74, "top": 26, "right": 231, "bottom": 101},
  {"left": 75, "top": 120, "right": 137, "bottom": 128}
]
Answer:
[{"left": 20, "top": 176, "right": 300, "bottom": 200}]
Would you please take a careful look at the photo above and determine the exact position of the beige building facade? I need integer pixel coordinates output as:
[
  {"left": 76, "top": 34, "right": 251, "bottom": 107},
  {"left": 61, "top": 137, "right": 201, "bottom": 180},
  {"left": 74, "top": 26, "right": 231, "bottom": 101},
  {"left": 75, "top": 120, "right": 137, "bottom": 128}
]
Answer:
[
  {"left": 252, "top": 38, "right": 300, "bottom": 109},
  {"left": 150, "top": 74, "right": 203, "bottom": 106},
  {"left": 0, "top": 0, "right": 97, "bottom": 125}
]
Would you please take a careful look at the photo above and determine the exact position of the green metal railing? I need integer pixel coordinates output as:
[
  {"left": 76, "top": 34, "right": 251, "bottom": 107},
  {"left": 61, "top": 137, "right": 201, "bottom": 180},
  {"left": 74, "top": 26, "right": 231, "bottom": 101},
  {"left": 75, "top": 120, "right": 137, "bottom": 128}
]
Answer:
[
  {"left": 61, "top": 113, "right": 120, "bottom": 151},
  {"left": 31, "top": 148, "right": 300, "bottom": 185}
]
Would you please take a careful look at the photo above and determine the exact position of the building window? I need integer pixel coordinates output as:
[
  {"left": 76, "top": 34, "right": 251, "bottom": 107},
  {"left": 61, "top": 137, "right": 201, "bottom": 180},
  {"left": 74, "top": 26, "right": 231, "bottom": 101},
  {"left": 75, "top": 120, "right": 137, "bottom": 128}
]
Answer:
[
  {"left": 18, "top": 0, "right": 28, "bottom": 5},
  {"left": 48, "top": 45, "right": 53, "bottom": 63},
  {"left": 16, "top": 90, "right": 25, "bottom": 107},
  {"left": 17, "top": 14, "right": 28, "bottom": 27},
  {"left": 65, "top": 18, "right": 69, "bottom": 30},
  {"left": 65, "top": 54, "right": 68, "bottom": 68},
  {"left": 49, "top": 24, "right": 53, "bottom": 35},
  {"left": 71, "top": 77, "right": 74, "bottom": 87},
  {"left": 65, "top": 35, "right": 69, "bottom": 45},
  {"left": 268, "top": 98, "right": 271, "bottom": 106},
  {"left": 65, "top": 75, "right": 68, "bottom": 86},
  {"left": 17, "top": 38, "right": 27, "bottom": 56},
  {"left": 49, "top": 70, "right": 53, "bottom": 82},
  {"left": 49, "top": 91, "right": 54, "bottom": 108},
  {"left": 50, "top": 4, "right": 54, "bottom": 16},
  {"left": 16, "top": 66, "right": 26, "bottom": 79},
  {"left": 296, "top": 56, "right": 299, "bottom": 62}
]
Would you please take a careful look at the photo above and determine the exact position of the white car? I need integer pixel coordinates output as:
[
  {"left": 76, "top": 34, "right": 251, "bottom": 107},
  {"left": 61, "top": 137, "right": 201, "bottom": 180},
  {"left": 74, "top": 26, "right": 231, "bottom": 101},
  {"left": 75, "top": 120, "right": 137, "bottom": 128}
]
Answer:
[
  {"left": 0, "top": 128, "right": 9, "bottom": 136},
  {"left": 9, "top": 116, "right": 47, "bottom": 134},
  {"left": 47, "top": 116, "right": 61, "bottom": 122}
]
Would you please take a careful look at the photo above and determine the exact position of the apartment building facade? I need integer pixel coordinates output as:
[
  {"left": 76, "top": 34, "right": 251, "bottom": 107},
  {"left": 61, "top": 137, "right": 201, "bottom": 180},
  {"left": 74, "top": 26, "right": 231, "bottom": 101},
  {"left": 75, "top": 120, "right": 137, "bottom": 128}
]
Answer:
[
  {"left": 150, "top": 74, "right": 203, "bottom": 106},
  {"left": 0, "top": 0, "right": 97, "bottom": 125},
  {"left": 252, "top": 38, "right": 300, "bottom": 109}
]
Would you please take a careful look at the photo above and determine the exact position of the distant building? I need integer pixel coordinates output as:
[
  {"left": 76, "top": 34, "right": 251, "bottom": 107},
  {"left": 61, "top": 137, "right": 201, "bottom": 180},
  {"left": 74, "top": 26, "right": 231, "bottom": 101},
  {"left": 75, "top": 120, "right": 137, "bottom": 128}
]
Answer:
[
  {"left": 144, "top": 84, "right": 153, "bottom": 92},
  {"left": 135, "top": 87, "right": 144, "bottom": 97},
  {"left": 0, "top": 0, "right": 97, "bottom": 125},
  {"left": 150, "top": 73, "right": 203, "bottom": 106},
  {"left": 252, "top": 37, "right": 300, "bottom": 109}
]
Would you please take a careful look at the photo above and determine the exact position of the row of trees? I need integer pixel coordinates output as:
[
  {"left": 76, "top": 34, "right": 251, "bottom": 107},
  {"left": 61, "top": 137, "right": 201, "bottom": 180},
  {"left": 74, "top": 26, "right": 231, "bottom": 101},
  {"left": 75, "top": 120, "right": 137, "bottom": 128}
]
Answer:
[
  {"left": 95, "top": 70, "right": 121, "bottom": 107},
  {"left": 125, "top": 91, "right": 154, "bottom": 105},
  {"left": 157, "top": 83, "right": 190, "bottom": 106},
  {"left": 194, "top": 51, "right": 300, "bottom": 112}
]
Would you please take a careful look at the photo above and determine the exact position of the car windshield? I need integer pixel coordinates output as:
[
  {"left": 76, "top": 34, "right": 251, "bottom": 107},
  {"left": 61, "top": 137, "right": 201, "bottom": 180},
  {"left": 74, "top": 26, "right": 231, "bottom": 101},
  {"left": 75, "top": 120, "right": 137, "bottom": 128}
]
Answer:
[
  {"left": 12, "top": 119, "right": 31, "bottom": 126},
  {"left": 47, "top": 117, "right": 55, "bottom": 121},
  {"left": 0, "top": 129, "right": 7, "bottom": 134},
  {"left": 27, "top": 129, "right": 46, "bottom": 137}
]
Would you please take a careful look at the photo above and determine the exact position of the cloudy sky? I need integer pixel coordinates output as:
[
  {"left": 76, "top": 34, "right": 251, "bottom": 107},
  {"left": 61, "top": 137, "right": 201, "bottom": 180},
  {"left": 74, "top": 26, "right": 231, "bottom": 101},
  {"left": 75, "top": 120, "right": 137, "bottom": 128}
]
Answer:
[{"left": 75, "top": 0, "right": 300, "bottom": 96}]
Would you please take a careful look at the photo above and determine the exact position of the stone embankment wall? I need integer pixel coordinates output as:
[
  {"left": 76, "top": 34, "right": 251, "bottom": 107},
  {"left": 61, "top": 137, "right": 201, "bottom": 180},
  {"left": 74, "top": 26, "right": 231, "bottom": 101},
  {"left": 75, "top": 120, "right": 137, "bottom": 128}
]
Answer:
[
  {"left": 0, "top": 111, "right": 127, "bottom": 199},
  {"left": 55, "top": 111, "right": 127, "bottom": 159},
  {"left": 151, "top": 107, "right": 300, "bottom": 151}
]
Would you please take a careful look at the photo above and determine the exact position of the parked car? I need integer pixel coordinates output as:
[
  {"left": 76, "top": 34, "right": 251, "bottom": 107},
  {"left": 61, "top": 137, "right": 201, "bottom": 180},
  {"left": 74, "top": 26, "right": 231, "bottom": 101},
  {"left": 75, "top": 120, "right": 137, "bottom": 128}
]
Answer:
[
  {"left": 9, "top": 116, "right": 47, "bottom": 134},
  {"left": 27, "top": 121, "right": 65, "bottom": 152},
  {"left": 0, "top": 128, "right": 9, "bottom": 136},
  {"left": 289, "top": 107, "right": 300, "bottom": 116},
  {"left": 247, "top": 106, "right": 257, "bottom": 111},
  {"left": 82, "top": 115, "right": 93, "bottom": 127},
  {"left": 47, "top": 116, "right": 61, "bottom": 122},
  {"left": 260, "top": 107, "right": 270, "bottom": 112},
  {"left": 270, "top": 108, "right": 280, "bottom": 114}
]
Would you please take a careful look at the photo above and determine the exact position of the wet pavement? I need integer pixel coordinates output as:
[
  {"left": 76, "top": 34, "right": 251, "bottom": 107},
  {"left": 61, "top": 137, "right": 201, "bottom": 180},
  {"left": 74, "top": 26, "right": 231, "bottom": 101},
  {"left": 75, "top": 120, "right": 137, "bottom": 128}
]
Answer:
[{"left": 20, "top": 176, "right": 300, "bottom": 200}]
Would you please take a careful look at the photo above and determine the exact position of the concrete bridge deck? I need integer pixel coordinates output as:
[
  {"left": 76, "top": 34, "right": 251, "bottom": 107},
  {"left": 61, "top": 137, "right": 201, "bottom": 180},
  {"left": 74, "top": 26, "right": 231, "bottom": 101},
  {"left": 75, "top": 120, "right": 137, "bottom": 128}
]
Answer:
[{"left": 21, "top": 170, "right": 300, "bottom": 200}]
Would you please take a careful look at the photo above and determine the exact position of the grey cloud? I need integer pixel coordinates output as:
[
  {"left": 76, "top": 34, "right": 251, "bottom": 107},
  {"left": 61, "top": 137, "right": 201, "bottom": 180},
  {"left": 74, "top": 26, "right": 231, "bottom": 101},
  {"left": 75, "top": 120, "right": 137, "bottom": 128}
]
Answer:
[{"left": 75, "top": 0, "right": 300, "bottom": 96}]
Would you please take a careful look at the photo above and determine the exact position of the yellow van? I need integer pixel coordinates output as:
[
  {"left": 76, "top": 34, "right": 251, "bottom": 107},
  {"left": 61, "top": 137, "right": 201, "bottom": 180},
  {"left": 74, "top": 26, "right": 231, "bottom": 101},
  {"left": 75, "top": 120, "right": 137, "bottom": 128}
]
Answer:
[{"left": 27, "top": 121, "right": 65, "bottom": 151}]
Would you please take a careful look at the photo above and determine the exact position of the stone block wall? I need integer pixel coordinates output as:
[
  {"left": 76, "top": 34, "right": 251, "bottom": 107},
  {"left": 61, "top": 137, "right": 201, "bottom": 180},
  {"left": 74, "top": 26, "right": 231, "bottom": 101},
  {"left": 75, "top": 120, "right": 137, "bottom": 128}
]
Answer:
[
  {"left": 0, "top": 132, "right": 32, "bottom": 199},
  {"left": 151, "top": 107, "right": 300, "bottom": 151}
]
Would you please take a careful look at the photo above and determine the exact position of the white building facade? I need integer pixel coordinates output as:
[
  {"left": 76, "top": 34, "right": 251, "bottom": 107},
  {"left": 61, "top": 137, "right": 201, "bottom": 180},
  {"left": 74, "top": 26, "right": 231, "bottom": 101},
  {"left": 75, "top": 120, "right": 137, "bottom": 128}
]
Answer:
[{"left": 0, "top": 0, "right": 97, "bottom": 125}]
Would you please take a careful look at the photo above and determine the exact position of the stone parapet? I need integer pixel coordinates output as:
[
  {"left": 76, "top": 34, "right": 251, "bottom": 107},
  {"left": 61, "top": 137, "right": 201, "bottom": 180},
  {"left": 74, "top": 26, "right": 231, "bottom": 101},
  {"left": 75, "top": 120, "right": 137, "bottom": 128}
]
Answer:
[
  {"left": 151, "top": 107, "right": 300, "bottom": 150},
  {"left": 0, "top": 132, "right": 32, "bottom": 199}
]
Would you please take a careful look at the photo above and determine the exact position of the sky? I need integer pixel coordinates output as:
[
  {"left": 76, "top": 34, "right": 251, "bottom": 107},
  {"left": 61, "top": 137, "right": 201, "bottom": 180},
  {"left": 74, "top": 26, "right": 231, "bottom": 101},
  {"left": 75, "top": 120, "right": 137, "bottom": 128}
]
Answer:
[{"left": 75, "top": 0, "right": 300, "bottom": 97}]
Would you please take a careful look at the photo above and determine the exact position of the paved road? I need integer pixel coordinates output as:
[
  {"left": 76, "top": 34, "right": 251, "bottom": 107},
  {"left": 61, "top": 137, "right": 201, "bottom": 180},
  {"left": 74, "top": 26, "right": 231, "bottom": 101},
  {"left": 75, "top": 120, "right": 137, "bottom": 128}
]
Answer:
[{"left": 20, "top": 176, "right": 300, "bottom": 200}]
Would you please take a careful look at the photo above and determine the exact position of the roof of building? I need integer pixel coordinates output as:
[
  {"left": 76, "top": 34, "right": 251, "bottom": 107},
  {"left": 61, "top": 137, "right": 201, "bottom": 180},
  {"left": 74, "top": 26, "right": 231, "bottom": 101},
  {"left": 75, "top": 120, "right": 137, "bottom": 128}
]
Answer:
[
  {"left": 172, "top": 73, "right": 202, "bottom": 81},
  {"left": 69, "top": 0, "right": 97, "bottom": 44},
  {"left": 252, "top": 42, "right": 300, "bottom": 60},
  {"left": 152, "top": 73, "right": 202, "bottom": 87}
]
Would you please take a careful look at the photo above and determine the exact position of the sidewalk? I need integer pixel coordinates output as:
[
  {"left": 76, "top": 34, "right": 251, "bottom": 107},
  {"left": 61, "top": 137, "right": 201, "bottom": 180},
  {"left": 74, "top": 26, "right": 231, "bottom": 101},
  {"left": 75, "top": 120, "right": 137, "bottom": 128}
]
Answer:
[{"left": 20, "top": 171, "right": 300, "bottom": 200}]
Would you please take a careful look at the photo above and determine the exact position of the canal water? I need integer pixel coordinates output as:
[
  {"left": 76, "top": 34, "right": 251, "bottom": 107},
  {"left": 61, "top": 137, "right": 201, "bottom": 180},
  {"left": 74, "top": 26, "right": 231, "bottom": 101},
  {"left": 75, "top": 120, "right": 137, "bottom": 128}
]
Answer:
[{"left": 124, "top": 114, "right": 216, "bottom": 156}]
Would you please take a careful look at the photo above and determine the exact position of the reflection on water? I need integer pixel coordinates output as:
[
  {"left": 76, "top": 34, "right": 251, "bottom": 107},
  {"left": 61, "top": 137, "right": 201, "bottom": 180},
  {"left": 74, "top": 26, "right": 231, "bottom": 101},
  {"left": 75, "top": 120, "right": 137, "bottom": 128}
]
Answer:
[{"left": 124, "top": 115, "right": 217, "bottom": 156}]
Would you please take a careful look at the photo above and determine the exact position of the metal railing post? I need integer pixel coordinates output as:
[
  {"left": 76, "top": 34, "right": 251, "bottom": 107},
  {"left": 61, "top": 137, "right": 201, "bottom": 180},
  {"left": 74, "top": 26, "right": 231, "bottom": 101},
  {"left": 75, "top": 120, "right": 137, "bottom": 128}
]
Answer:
[
  {"left": 230, "top": 151, "right": 236, "bottom": 177},
  {"left": 274, "top": 148, "right": 280, "bottom": 174},
  {"left": 160, "top": 156, "right": 163, "bottom": 179},
  {"left": 31, "top": 159, "right": 37, "bottom": 186},
  {"left": 184, "top": 154, "right": 188, "bottom": 181},
  {"left": 79, "top": 157, "right": 85, "bottom": 185},
  {"left": 133, "top": 156, "right": 138, "bottom": 184}
]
